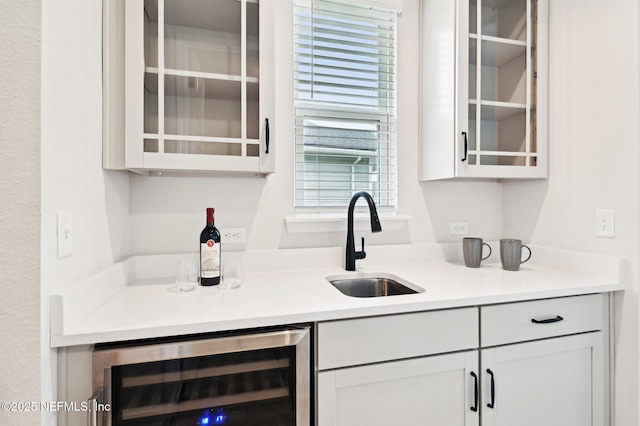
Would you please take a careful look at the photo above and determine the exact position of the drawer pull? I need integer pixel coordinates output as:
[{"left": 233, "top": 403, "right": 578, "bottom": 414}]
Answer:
[
  {"left": 470, "top": 372, "right": 478, "bottom": 412},
  {"left": 531, "top": 315, "right": 564, "bottom": 324},
  {"left": 486, "top": 369, "right": 495, "bottom": 409}
]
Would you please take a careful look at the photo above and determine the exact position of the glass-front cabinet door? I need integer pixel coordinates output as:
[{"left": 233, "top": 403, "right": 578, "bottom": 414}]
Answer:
[
  {"left": 420, "top": 0, "right": 548, "bottom": 180},
  {"left": 468, "top": 0, "right": 536, "bottom": 169},
  {"left": 122, "top": 0, "right": 275, "bottom": 174}
]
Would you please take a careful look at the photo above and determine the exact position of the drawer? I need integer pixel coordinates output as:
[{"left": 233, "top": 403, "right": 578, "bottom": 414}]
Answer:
[
  {"left": 481, "top": 294, "right": 604, "bottom": 347},
  {"left": 317, "top": 308, "right": 478, "bottom": 370}
]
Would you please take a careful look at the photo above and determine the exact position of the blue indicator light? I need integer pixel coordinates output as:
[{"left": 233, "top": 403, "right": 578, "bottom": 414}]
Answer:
[
  {"left": 213, "top": 408, "right": 226, "bottom": 424},
  {"left": 198, "top": 409, "right": 226, "bottom": 425}
]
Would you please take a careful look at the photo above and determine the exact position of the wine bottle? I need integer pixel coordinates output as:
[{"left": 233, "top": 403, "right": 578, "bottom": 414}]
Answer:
[{"left": 200, "top": 208, "right": 221, "bottom": 286}]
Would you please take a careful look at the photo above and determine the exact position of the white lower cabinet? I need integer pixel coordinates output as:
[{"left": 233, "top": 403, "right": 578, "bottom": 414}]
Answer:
[
  {"left": 318, "top": 351, "right": 479, "bottom": 426},
  {"left": 316, "top": 294, "right": 609, "bottom": 426},
  {"left": 481, "top": 332, "right": 604, "bottom": 426}
]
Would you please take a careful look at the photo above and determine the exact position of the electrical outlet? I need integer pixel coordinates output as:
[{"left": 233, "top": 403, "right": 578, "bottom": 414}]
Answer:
[
  {"left": 221, "top": 227, "right": 247, "bottom": 243},
  {"left": 595, "top": 209, "right": 615, "bottom": 238},
  {"left": 450, "top": 221, "right": 469, "bottom": 235}
]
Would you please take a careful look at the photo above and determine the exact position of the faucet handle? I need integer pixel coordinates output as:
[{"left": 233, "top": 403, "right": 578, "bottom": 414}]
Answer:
[{"left": 356, "top": 237, "right": 367, "bottom": 260}]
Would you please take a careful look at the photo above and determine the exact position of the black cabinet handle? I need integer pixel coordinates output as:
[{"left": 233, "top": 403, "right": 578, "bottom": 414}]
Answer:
[
  {"left": 531, "top": 315, "right": 564, "bottom": 324},
  {"left": 265, "top": 118, "right": 270, "bottom": 154},
  {"left": 487, "top": 369, "right": 495, "bottom": 409},
  {"left": 470, "top": 372, "right": 478, "bottom": 412},
  {"left": 462, "top": 131, "right": 468, "bottom": 162}
]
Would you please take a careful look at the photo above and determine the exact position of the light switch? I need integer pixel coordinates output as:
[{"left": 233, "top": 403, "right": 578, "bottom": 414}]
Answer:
[
  {"left": 595, "top": 209, "right": 615, "bottom": 238},
  {"left": 57, "top": 212, "right": 73, "bottom": 258}
]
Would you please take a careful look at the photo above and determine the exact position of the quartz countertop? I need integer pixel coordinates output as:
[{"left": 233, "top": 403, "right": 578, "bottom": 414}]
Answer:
[{"left": 50, "top": 244, "right": 623, "bottom": 347}]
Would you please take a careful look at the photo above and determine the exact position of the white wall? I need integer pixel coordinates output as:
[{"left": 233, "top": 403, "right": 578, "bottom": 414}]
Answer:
[
  {"left": 42, "top": 0, "right": 130, "bottom": 296},
  {"left": 502, "top": 0, "right": 640, "bottom": 424},
  {"left": 40, "top": 0, "right": 131, "bottom": 424},
  {"left": 0, "top": 1, "right": 42, "bottom": 425}
]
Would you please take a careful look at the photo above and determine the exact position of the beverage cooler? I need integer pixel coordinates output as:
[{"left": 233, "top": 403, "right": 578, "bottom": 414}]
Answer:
[{"left": 91, "top": 326, "right": 311, "bottom": 426}]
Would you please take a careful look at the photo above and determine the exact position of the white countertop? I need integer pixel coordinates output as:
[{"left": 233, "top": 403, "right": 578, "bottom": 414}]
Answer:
[{"left": 50, "top": 244, "right": 624, "bottom": 348}]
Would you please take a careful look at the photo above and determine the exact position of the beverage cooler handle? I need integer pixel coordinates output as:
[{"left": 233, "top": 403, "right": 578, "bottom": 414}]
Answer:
[
  {"left": 265, "top": 118, "right": 270, "bottom": 154},
  {"left": 88, "top": 389, "right": 103, "bottom": 426}
]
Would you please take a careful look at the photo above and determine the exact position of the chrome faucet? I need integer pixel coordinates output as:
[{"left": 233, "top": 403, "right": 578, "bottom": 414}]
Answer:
[{"left": 345, "top": 191, "right": 382, "bottom": 271}]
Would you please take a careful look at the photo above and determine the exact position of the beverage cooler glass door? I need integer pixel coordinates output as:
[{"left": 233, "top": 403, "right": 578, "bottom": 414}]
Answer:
[{"left": 91, "top": 327, "right": 311, "bottom": 426}]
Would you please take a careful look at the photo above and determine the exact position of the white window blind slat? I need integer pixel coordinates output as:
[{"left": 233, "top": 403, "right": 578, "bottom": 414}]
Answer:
[{"left": 294, "top": 0, "right": 397, "bottom": 209}]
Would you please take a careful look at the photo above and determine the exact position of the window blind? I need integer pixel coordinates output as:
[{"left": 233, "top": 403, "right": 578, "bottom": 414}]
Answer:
[{"left": 294, "top": 0, "right": 397, "bottom": 209}]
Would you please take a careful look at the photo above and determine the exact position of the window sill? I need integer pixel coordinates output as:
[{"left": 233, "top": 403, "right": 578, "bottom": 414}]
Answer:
[{"left": 284, "top": 214, "right": 412, "bottom": 234}]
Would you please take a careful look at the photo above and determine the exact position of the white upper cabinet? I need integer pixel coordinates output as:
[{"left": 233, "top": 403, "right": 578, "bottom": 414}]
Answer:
[
  {"left": 103, "top": 0, "right": 275, "bottom": 174},
  {"left": 419, "top": 0, "right": 548, "bottom": 180}
]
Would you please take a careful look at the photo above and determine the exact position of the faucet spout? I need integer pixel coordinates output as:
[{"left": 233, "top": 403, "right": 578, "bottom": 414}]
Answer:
[{"left": 345, "top": 191, "right": 382, "bottom": 271}]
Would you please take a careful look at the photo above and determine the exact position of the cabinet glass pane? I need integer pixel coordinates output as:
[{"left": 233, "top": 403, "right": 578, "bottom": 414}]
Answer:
[
  {"left": 247, "top": 82, "right": 260, "bottom": 140},
  {"left": 247, "top": 1, "right": 260, "bottom": 79},
  {"left": 144, "top": 139, "right": 159, "bottom": 153},
  {"left": 144, "top": 72, "right": 159, "bottom": 134},
  {"left": 480, "top": 154, "right": 527, "bottom": 166},
  {"left": 247, "top": 143, "right": 260, "bottom": 157},
  {"left": 164, "top": 75, "right": 241, "bottom": 138},
  {"left": 469, "top": 0, "right": 477, "bottom": 34},
  {"left": 164, "top": 0, "right": 241, "bottom": 76},
  {"left": 479, "top": 105, "right": 526, "bottom": 153},
  {"left": 165, "top": 140, "right": 242, "bottom": 156},
  {"left": 144, "top": 1, "right": 159, "bottom": 134},
  {"left": 469, "top": 38, "right": 477, "bottom": 100},
  {"left": 480, "top": 40, "right": 526, "bottom": 104},
  {"left": 468, "top": 103, "right": 478, "bottom": 154},
  {"left": 480, "top": 0, "right": 526, "bottom": 41},
  {"left": 144, "top": 0, "right": 159, "bottom": 69}
]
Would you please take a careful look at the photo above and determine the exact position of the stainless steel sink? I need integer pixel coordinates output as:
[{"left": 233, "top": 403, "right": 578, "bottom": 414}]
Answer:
[{"left": 326, "top": 273, "right": 424, "bottom": 298}]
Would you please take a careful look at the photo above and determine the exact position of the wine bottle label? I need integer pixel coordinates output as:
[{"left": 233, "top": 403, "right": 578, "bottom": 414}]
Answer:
[{"left": 200, "top": 240, "right": 220, "bottom": 278}]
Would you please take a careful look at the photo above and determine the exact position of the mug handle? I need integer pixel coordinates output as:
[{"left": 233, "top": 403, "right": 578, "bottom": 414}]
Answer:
[
  {"left": 481, "top": 243, "right": 492, "bottom": 261},
  {"left": 521, "top": 244, "right": 532, "bottom": 264}
]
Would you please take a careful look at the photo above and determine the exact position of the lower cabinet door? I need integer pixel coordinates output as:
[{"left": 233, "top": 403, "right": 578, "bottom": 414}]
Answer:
[
  {"left": 317, "top": 351, "right": 479, "bottom": 426},
  {"left": 481, "top": 332, "right": 604, "bottom": 426}
]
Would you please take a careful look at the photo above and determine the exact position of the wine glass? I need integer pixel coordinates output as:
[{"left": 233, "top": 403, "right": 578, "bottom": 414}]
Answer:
[
  {"left": 222, "top": 259, "right": 244, "bottom": 289},
  {"left": 169, "top": 259, "right": 198, "bottom": 292}
]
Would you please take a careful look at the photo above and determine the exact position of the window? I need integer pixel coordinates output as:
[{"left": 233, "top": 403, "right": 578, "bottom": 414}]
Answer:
[{"left": 294, "top": 0, "right": 398, "bottom": 210}]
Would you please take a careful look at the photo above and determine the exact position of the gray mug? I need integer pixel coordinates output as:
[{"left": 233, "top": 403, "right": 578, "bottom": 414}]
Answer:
[
  {"left": 500, "top": 239, "right": 532, "bottom": 271},
  {"left": 463, "top": 237, "right": 492, "bottom": 268}
]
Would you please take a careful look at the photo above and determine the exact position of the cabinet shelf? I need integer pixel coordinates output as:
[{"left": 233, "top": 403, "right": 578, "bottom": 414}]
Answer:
[
  {"left": 144, "top": 133, "right": 260, "bottom": 144},
  {"left": 144, "top": 68, "right": 259, "bottom": 101},
  {"left": 469, "top": 34, "right": 527, "bottom": 67},
  {"left": 470, "top": 100, "right": 526, "bottom": 120},
  {"left": 145, "top": 67, "right": 260, "bottom": 84}
]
